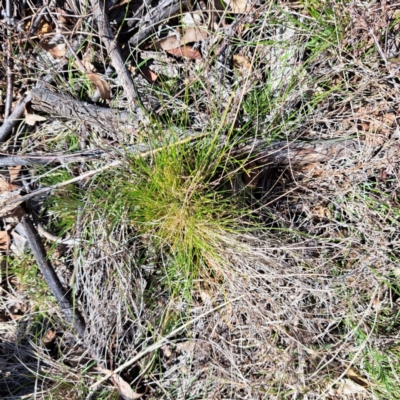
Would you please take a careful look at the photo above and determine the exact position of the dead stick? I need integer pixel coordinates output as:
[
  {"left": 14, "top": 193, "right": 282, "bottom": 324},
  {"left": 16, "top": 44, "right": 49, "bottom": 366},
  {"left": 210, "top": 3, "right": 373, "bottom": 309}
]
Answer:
[
  {"left": 30, "top": 87, "right": 139, "bottom": 133},
  {"left": 93, "top": 0, "right": 141, "bottom": 107},
  {"left": 0, "top": 139, "right": 360, "bottom": 167},
  {"left": 21, "top": 215, "right": 86, "bottom": 338},
  {"left": 4, "top": 0, "right": 14, "bottom": 119},
  {"left": 0, "top": 94, "right": 31, "bottom": 142},
  {"left": 245, "top": 138, "right": 360, "bottom": 165}
]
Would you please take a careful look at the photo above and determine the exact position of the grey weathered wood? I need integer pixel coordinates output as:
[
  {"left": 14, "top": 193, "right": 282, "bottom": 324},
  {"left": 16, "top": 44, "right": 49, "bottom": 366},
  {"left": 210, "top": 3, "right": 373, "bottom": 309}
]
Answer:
[
  {"left": 243, "top": 139, "right": 360, "bottom": 165},
  {"left": 30, "top": 87, "right": 139, "bottom": 133},
  {"left": 0, "top": 137, "right": 360, "bottom": 168},
  {"left": 0, "top": 94, "right": 31, "bottom": 142}
]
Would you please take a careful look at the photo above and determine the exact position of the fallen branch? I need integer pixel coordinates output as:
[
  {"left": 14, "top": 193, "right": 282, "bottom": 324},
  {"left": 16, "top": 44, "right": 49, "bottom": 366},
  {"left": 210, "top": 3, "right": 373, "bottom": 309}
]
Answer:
[
  {"left": 0, "top": 139, "right": 360, "bottom": 167},
  {"left": 93, "top": 0, "right": 144, "bottom": 115},
  {"left": 246, "top": 138, "right": 361, "bottom": 165},
  {"left": 30, "top": 87, "right": 140, "bottom": 133},
  {"left": 21, "top": 215, "right": 86, "bottom": 338},
  {"left": 0, "top": 149, "right": 105, "bottom": 167}
]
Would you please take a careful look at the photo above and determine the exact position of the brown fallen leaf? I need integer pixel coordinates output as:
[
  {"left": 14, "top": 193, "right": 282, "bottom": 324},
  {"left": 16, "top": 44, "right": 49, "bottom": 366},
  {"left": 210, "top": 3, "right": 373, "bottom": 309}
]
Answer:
[
  {"left": 181, "top": 26, "right": 208, "bottom": 44},
  {"left": 225, "top": 0, "right": 251, "bottom": 13},
  {"left": 0, "top": 176, "right": 23, "bottom": 218},
  {"left": 142, "top": 68, "right": 158, "bottom": 83},
  {"left": 86, "top": 73, "right": 111, "bottom": 100},
  {"left": 4, "top": 206, "right": 25, "bottom": 224},
  {"left": 8, "top": 166, "right": 21, "bottom": 183},
  {"left": 37, "top": 20, "right": 53, "bottom": 35},
  {"left": 96, "top": 367, "right": 144, "bottom": 399},
  {"left": 25, "top": 112, "right": 47, "bottom": 126},
  {"left": 0, "top": 176, "right": 18, "bottom": 193},
  {"left": 155, "top": 34, "right": 181, "bottom": 51},
  {"left": 39, "top": 42, "right": 67, "bottom": 58},
  {"left": 155, "top": 27, "right": 208, "bottom": 51},
  {"left": 167, "top": 46, "right": 202, "bottom": 60},
  {"left": 56, "top": 7, "right": 71, "bottom": 24},
  {"left": 0, "top": 231, "right": 11, "bottom": 251},
  {"left": 43, "top": 329, "right": 57, "bottom": 345},
  {"left": 0, "top": 192, "right": 23, "bottom": 218},
  {"left": 233, "top": 54, "right": 252, "bottom": 71}
]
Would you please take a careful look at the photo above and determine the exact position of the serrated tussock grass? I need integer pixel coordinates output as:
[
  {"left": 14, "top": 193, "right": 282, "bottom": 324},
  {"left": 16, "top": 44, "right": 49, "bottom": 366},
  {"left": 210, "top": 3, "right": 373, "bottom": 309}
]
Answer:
[{"left": 89, "top": 133, "right": 251, "bottom": 293}]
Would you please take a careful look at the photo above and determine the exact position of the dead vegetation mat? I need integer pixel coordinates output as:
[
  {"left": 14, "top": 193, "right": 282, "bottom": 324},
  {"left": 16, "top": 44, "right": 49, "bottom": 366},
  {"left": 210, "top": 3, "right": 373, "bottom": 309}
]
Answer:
[{"left": 1, "top": 0, "right": 400, "bottom": 399}]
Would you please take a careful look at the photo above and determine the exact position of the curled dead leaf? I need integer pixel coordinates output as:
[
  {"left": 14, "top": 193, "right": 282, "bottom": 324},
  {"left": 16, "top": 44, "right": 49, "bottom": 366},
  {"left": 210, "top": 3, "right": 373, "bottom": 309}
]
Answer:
[
  {"left": 86, "top": 73, "right": 111, "bottom": 100},
  {"left": 8, "top": 166, "right": 22, "bottom": 183},
  {"left": 346, "top": 368, "right": 369, "bottom": 387},
  {"left": 25, "top": 112, "right": 47, "bottom": 126},
  {"left": 233, "top": 54, "right": 252, "bottom": 71},
  {"left": 225, "top": 0, "right": 251, "bottom": 13},
  {"left": 0, "top": 231, "right": 11, "bottom": 251},
  {"left": 38, "top": 42, "right": 67, "bottom": 58},
  {"left": 95, "top": 367, "right": 144, "bottom": 399},
  {"left": 167, "top": 46, "right": 202, "bottom": 60},
  {"left": 155, "top": 26, "right": 208, "bottom": 51}
]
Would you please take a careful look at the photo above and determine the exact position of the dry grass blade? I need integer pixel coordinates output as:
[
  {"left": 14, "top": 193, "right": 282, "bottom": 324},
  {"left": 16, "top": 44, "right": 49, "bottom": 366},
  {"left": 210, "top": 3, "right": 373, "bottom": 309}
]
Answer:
[{"left": 89, "top": 296, "right": 244, "bottom": 389}]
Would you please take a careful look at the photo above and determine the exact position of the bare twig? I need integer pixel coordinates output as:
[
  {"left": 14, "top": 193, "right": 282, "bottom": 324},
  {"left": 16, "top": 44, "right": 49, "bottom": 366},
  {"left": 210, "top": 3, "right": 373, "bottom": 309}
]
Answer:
[
  {"left": 0, "top": 94, "right": 31, "bottom": 142},
  {"left": 21, "top": 215, "right": 86, "bottom": 338},
  {"left": 92, "top": 0, "right": 142, "bottom": 108},
  {"left": 4, "top": 0, "right": 14, "bottom": 119},
  {"left": 28, "top": 5, "right": 48, "bottom": 35}
]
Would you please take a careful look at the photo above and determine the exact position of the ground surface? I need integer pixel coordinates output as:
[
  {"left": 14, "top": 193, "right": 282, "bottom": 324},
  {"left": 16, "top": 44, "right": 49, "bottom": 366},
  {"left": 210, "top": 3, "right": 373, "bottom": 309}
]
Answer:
[{"left": 1, "top": 0, "right": 400, "bottom": 399}]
